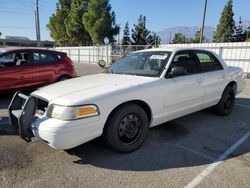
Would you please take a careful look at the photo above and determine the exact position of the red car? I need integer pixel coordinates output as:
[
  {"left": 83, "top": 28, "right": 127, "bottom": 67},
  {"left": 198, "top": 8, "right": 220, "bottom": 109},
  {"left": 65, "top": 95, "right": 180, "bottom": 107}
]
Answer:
[{"left": 0, "top": 48, "right": 76, "bottom": 92}]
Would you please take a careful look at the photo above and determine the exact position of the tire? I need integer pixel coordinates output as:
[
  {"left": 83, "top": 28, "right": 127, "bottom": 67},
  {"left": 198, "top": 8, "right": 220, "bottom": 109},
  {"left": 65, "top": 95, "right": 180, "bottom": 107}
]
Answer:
[
  {"left": 213, "top": 86, "right": 235, "bottom": 116},
  {"left": 58, "top": 75, "right": 70, "bottom": 82},
  {"left": 103, "top": 103, "right": 149, "bottom": 153}
]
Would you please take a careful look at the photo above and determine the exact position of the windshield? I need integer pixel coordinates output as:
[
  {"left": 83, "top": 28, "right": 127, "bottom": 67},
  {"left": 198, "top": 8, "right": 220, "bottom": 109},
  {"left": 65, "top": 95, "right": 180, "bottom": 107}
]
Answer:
[{"left": 107, "top": 51, "right": 172, "bottom": 77}]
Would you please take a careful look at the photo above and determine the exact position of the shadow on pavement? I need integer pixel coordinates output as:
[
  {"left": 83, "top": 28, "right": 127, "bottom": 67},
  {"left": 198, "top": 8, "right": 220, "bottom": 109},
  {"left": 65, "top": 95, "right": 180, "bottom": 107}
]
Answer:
[
  {"left": 67, "top": 98, "right": 250, "bottom": 171},
  {"left": 0, "top": 92, "right": 14, "bottom": 110},
  {"left": 0, "top": 95, "right": 249, "bottom": 171},
  {"left": 0, "top": 117, "right": 18, "bottom": 135},
  {"left": 0, "top": 90, "right": 34, "bottom": 109},
  {"left": 67, "top": 122, "right": 197, "bottom": 171},
  {"left": 236, "top": 97, "right": 250, "bottom": 106}
]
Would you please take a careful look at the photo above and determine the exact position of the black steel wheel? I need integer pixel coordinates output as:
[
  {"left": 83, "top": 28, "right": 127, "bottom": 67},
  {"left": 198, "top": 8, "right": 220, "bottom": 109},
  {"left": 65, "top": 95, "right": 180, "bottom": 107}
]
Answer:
[
  {"left": 103, "top": 103, "right": 149, "bottom": 153},
  {"left": 118, "top": 114, "right": 143, "bottom": 145},
  {"left": 214, "top": 86, "right": 235, "bottom": 116}
]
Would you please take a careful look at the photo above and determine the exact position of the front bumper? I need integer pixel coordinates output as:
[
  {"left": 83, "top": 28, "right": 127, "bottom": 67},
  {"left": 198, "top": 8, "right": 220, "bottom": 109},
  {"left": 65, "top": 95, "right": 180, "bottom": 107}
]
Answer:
[
  {"left": 8, "top": 92, "right": 37, "bottom": 141},
  {"left": 8, "top": 92, "right": 105, "bottom": 149},
  {"left": 32, "top": 116, "right": 104, "bottom": 149}
]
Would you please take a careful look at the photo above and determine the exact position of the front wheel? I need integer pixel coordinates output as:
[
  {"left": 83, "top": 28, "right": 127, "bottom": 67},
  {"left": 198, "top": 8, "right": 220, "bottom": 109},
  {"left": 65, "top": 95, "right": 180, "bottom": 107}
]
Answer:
[
  {"left": 213, "top": 86, "right": 235, "bottom": 116},
  {"left": 103, "top": 103, "right": 149, "bottom": 153}
]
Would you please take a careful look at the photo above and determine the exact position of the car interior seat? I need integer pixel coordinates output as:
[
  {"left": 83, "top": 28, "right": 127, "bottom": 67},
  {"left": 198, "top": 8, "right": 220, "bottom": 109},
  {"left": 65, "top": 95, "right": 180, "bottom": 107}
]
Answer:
[
  {"left": 22, "top": 53, "right": 29, "bottom": 65},
  {"left": 148, "top": 59, "right": 160, "bottom": 71},
  {"left": 15, "top": 53, "right": 23, "bottom": 66},
  {"left": 177, "top": 56, "right": 196, "bottom": 74},
  {"left": 15, "top": 53, "right": 28, "bottom": 65}
]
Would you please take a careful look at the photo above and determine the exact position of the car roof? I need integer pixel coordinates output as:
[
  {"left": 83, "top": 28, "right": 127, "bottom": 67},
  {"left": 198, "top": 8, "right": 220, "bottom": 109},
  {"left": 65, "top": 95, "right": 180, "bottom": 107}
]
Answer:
[
  {"left": 0, "top": 48, "right": 8, "bottom": 54},
  {"left": 0, "top": 47, "right": 66, "bottom": 55},
  {"left": 133, "top": 47, "right": 227, "bottom": 69},
  {"left": 134, "top": 47, "right": 214, "bottom": 54}
]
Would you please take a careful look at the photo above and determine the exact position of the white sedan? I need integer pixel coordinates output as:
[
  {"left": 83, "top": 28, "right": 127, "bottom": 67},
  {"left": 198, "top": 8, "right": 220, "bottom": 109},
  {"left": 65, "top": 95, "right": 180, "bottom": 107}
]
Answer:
[{"left": 9, "top": 48, "right": 245, "bottom": 153}]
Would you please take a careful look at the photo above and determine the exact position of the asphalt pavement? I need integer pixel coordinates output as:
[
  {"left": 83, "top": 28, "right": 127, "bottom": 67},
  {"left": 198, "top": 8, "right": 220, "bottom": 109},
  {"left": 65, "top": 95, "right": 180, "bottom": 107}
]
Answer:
[{"left": 0, "top": 63, "right": 249, "bottom": 188}]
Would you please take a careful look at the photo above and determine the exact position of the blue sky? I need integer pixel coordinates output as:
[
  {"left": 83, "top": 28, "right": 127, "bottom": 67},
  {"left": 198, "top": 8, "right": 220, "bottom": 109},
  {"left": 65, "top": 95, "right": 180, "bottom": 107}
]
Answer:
[{"left": 0, "top": 0, "right": 249, "bottom": 40}]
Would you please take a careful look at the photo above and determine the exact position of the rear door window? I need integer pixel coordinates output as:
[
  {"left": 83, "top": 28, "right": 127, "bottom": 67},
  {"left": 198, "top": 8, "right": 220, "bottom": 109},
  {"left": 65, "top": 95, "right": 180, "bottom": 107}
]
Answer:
[
  {"left": 32, "top": 52, "right": 59, "bottom": 64},
  {"left": 195, "top": 51, "right": 223, "bottom": 72}
]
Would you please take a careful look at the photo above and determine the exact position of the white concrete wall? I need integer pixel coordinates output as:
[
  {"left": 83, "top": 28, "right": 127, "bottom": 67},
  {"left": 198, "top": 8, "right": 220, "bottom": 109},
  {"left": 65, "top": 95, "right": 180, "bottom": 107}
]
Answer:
[
  {"left": 160, "top": 42, "right": 250, "bottom": 73},
  {"left": 54, "top": 43, "right": 250, "bottom": 73},
  {"left": 55, "top": 45, "right": 112, "bottom": 65}
]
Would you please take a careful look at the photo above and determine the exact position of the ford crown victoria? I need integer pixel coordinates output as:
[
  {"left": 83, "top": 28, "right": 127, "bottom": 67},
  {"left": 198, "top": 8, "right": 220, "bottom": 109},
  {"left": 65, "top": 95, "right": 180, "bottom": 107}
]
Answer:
[{"left": 9, "top": 48, "right": 245, "bottom": 153}]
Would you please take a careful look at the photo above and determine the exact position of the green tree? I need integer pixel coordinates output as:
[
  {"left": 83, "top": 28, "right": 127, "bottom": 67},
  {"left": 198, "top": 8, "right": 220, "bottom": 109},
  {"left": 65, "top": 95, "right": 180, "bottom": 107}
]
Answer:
[
  {"left": 185, "top": 38, "right": 195, "bottom": 44},
  {"left": 59, "top": 0, "right": 72, "bottom": 9},
  {"left": 65, "top": 0, "right": 92, "bottom": 46},
  {"left": 147, "top": 32, "right": 161, "bottom": 46},
  {"left": 131, "top": 15, "right": 150, "bottom": 45},
  {"left": 172, "top": 33, "right": 186, "bottom": 44},
  {"left": 47, "top": 1, "right": 72, "bottom": 46},
  {"left": 233, "top": 17, "right": 245, "bottom": 42},
  {"left": 122, "top": 22, "right": 131, "bottom": 45},
  {"left": 213, "top": 0, "right": 235, "bottom": 42},
  {"left": 83, "top": 0, "right": 120, "bottom": 44},
  {"left": 245, "top": 26, "right": 250, "bottom": 41},
  {"left": 193, "top": 29, "right": 205, "bottom": 43}
]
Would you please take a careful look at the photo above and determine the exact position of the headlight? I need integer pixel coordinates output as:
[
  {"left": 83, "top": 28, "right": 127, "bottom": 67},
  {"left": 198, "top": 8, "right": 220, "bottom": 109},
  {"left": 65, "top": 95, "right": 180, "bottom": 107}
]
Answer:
[{"left": 47, "top": 104, "right": 99, "bottom": 120}]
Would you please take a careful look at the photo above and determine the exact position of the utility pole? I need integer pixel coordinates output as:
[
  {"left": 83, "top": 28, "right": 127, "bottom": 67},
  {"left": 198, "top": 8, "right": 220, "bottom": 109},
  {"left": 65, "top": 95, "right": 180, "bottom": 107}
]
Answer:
[
  {"left": 200, "top": 0, "right": 207, "bottom": 43},
  {"left": 35, "top": 0, "right": 41, "bottom": 47}
]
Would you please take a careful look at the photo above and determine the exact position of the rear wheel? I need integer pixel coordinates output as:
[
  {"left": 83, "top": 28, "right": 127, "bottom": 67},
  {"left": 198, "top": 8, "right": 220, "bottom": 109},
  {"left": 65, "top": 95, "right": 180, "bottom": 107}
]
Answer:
[
  {"left": 58, "top": 75, "right": 70, "bottom": 82},
  {"left": 103, "top": 103, "right": 149, "bottom": 153},
  {"left": 213, "top": 86, "right": 235, "bottom": 116}
]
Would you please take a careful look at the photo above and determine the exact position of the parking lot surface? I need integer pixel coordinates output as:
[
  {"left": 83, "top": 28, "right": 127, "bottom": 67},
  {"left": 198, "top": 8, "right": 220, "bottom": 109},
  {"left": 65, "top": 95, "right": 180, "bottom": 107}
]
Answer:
[{"left": 0, "top": 63, "right": 250, "bottom": 188}]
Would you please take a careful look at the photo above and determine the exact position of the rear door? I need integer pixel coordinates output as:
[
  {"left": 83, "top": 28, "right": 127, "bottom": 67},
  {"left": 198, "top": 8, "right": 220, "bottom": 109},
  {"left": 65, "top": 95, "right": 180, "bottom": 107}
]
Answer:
[
  {"left": 194, "top": 50, "right": 227, "bottom": 108},
  {"left": 31, "top": 51, "right": 61, "bottom": 86},
  {"left": 0, "top": 51, "right": 32, "bottom": 91},
  {"left": 16, "top": 51, "right": 33, "bottom": 88}
]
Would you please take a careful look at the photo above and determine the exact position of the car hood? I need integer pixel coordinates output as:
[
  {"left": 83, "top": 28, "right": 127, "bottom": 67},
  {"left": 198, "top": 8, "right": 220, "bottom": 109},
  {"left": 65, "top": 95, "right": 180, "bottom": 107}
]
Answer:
[{"left": 32, "top": 73, "right": 157, "bottom": 105}]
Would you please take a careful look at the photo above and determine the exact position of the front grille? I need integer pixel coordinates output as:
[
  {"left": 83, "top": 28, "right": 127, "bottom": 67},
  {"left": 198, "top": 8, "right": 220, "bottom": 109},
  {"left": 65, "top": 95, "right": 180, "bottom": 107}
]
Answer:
[{"left": 36, "top": 98, "right": 49, "bottom": 117}]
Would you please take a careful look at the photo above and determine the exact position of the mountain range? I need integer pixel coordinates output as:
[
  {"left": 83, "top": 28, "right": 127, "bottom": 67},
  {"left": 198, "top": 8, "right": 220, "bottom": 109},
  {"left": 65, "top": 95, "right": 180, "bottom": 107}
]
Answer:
[{"left": 156, "top": 20, "right": 250, "bottom": 43}]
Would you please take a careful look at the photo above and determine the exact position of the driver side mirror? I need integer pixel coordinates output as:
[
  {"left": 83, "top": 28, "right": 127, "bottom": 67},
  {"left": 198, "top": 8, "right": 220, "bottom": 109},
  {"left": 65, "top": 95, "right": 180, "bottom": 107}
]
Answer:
[{"left": 167, "top": 66, "right": 186, "bottom": 78}]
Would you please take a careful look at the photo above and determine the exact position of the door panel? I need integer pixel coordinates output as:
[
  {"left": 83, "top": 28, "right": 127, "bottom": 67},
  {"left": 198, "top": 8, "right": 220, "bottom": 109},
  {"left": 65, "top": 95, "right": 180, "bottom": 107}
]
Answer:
[
  {"left": 0, "top": 66, "right": 22, "bottom": 91},
  {"left": 194, "top": 50, "right": 227, "bottom": 108},
  {"left": 162, "top": 50, "right": 205, "bottom": 121},
  {"left": 19, "top": 64, "right": 34, "bottom": 88},
  {"left": 0, "top": 51, "right": 32, "bottom": 91},
  {"left": 17, "top": 51, "right": 33, "bottom": 88},
  {"left": 31, "top": 52, "right": 60, "bottom": 85},
  {"left": 202, "top": 70, "right": 227, "bottom": 108},
  {"left": 163, "top": 74, "right": 204, "bottom": 120},
  {"left": 32, "top": 62, "right": 55, "bottom": 85}
]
